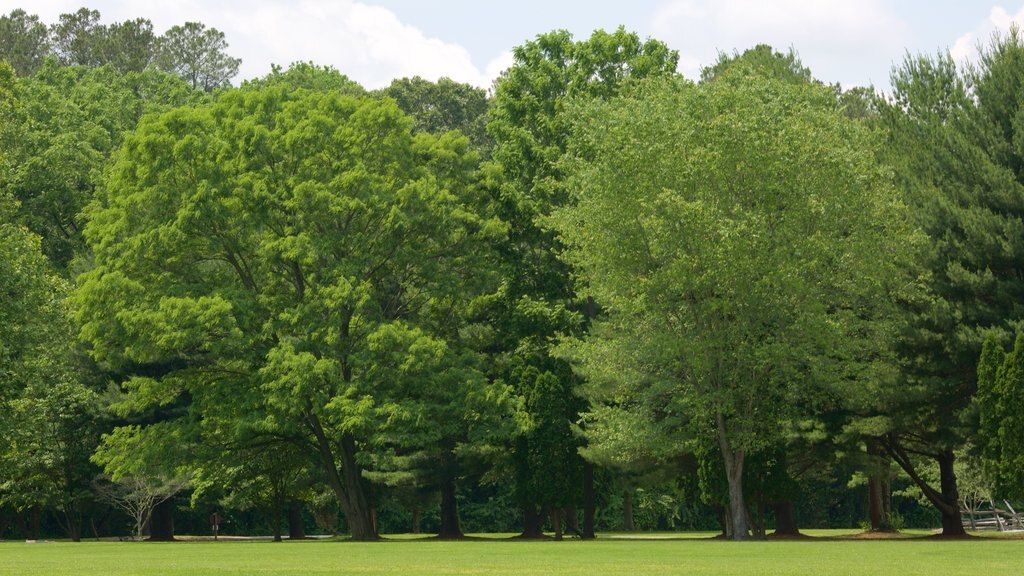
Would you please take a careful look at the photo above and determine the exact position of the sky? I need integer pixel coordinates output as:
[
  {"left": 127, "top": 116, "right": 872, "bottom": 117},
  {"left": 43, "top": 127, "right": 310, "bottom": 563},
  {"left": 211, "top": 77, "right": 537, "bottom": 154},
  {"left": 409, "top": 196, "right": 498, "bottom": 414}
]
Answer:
[{"left": 3, "top": 0, "right": 1023, "bottom": 91}]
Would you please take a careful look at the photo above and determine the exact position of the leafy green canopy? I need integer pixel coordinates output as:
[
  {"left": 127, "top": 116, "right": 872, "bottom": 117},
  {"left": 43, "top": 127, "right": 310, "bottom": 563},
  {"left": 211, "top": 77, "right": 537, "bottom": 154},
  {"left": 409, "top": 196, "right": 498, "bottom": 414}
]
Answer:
[
  {"left": 554, "top": 67, "right": 915, "bottom": 536},
  {"left": 75, "top": 81, "right": 503, "bottom": 536}
]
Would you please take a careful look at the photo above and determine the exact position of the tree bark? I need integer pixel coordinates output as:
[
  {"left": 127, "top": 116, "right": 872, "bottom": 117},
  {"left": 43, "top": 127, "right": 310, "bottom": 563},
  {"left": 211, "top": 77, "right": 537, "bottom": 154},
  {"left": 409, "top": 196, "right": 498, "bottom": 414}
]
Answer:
[
  {"left": 412, "top": 507, "right": 421, "bottom": 535},
  {"left": 771, "top": 500, "right": 800, "bottom": 536},
  {"left": 307, "top": 408, "right": 378, "bottom": 541},
  {"left": 581, "top": 462, "right": 596, "bottom": 539},
  {"left": 718, "top": 414, "right": 750, "bottom": 540},
  {"left": 338, "top": 433, "right": 377, "bottom": 540},
  {"left": 287, "top": 500, "right": 306, "bottom": 540},
  {"left": 552, "top": 508, "right": 563, "bottom": 540},
  {"left": 148, "top": 499, "right": 175, "bottom": 541},
  {"left": 622, "top": 490, "right": 635, "bottom": 531},
  {"left": 937, "top": 451, "right": 966, "bottom": 536},
  {"left": 867, "top": 440, "right": 892, "bottom": 531},
  {"left": 438, "top": 476, "right": 464, "bottom": 539},
  {"left": 520, "top": 506, "right": 545, "bottom": 538},
  {"left": 884, "top": 440, "right": 965, "bottom": 537}
]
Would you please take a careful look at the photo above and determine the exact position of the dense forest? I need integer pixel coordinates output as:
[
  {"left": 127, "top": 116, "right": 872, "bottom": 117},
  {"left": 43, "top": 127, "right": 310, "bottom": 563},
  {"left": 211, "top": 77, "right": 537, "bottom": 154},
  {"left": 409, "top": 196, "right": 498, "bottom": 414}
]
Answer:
[{"left": 1, "top": 7, "right": 1023, "bottom": 542}]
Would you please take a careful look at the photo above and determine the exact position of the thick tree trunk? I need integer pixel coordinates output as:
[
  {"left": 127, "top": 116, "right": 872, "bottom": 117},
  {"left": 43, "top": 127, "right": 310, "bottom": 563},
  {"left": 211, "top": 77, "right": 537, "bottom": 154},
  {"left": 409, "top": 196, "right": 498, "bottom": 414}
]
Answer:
[
  {"left": 552, "top": 508, "right": 563, "bottom": 540},
  {"left": 884, "top": 440, "right": 965, "bottom": 537},
  {"left": 288, "top": 500, "right": 306, "bottom": 540},
  {"left": 867, "top": 476, "right": 893, "bottom": 531},
  {"left": 148, "top": 499, "right": 175, "bottom": 541},
  {"left": 581, "top": 462, "right": 596, "bottom": 539},
  {"left": 937, "top": 451, "right": 966, "bottom": 536},
  {"left": 412, "top": 507, "right": 421, "bottom": 535},
  {"left": 718, "top": 414, "right": 750, "bottom": 540},
  {"left": 771, "top": 500, "right": 800, "bottom": 536},
  {"left": 438, "top": 476, "right": 464, "bottom": 539},
  {"left": 867, "top": 440, "right": 893, "bottom": 531},
  {"left": 308, "top": 408, "right": 378, "bottom": 541},
  {"left": 520, "top": 506, "right": 545, "bottom": 538},
  {"left": 338, "top": 434, "right": 377, "bottom": 540},
  {"left": 622, "top": 490, "right": 635, "bottom": 531}
]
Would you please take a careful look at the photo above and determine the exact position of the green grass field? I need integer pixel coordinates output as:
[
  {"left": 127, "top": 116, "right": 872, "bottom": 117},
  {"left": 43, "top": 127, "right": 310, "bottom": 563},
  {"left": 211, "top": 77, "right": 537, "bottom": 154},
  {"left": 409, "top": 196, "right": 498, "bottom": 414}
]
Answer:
[{"left": 1, "top": 532, "right": 1021, "bottom": 576}]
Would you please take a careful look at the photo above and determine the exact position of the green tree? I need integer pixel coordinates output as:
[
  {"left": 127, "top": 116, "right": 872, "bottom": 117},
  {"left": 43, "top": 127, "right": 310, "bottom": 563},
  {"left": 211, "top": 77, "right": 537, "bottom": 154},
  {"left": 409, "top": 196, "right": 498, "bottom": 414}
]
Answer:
[
  {"left": 153, "top": 22, "right": 241, "bottom": 91},
  {"left": 700, "top": 44, "right": 812, "bottom": 84},
  {"left": 976, "top": 335, "right": 1024, "bottom": 499},
  {"left": 99, "top": 18, "right": 156, "bottom": 74},
  {"left": 876, "top": 30, "right": 1024, "bottom": 535},
  {"left": 487, "top": 27, "right": 679, "bottom": 538},
  {"left": 0, "top": 9, "right": 50, "bottom": 76},
  {"left": 75, "top": 82, "right": 501, "bottom": 541},
  {"left": 379, "top": 77, "right": 491, "bottom": 152},
  {"left": 49, "top": 8, "right": 104, "bottom": 68},
  {"left": 553, "top": 69, "right": 914, "bottom": 539}
]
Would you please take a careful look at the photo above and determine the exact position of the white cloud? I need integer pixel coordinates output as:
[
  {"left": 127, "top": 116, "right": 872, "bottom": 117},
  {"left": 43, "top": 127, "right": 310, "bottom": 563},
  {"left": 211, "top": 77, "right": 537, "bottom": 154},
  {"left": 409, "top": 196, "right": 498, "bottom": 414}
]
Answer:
[
  {"left": 650, "top": 0, "right": 905, "bottom": 87},
  {"left": 0, "top": 0, "right": 504, "bottom": 89},
  {"left": 950, "top": 5, "right": 1024, "bottom": 64}
]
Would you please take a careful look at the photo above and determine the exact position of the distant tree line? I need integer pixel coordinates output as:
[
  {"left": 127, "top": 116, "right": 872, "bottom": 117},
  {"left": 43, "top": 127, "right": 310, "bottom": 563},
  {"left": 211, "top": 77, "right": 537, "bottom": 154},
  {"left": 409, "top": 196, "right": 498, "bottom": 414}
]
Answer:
[{"left": 1, "top": 6, "right": 1023, "bottom": 543}]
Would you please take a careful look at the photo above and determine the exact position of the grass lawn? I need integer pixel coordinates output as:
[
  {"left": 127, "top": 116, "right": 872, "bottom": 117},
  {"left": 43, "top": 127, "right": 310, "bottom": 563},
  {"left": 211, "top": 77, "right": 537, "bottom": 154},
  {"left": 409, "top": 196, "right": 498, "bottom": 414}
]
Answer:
[{"left": 1, "top": 532, "right": 1021, "bottom": 576}]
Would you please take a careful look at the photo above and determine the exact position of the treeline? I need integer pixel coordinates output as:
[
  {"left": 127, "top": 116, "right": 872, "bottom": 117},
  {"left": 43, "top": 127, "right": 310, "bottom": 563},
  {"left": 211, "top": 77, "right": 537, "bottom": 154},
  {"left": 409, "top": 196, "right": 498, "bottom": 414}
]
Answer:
[{"left": 1, "top": 7, "right": 1023, "bottom": 542}]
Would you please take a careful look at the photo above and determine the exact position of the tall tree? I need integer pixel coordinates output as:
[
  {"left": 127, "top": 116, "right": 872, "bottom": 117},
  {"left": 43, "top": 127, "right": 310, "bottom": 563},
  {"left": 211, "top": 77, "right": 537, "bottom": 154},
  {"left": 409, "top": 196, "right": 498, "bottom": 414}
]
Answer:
[
  {"left": 379, "top": 77, "right": 491, "bottom": 152},
  {"left": 75, "top": 81, "right": 501, "bottom": 541},
  {"left": 153, "top": 22, "right": 241, "bottom": 91},
  {"left": 553, "top": 68, "right": 915, "bottom": 539},
  {"left": 487, "top": 27, "right": 679, "bottom": 537},
  {"left": 0, "top": 9, "right": 50, "bottom": 76},
  {"left": 49, "top": 8, "right": 105, "bottom": 68},
  {"left": 976, "top": 335, "right": 1024, "bottom": 500},
  {"left": 876, "top": 29, "right": 1024, "bottom": 535}
]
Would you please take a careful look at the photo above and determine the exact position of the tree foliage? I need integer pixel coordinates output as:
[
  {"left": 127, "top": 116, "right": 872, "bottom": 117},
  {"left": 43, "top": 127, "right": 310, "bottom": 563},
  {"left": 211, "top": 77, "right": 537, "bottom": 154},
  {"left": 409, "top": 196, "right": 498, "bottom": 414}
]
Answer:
[{"left": 554, "top": 67, "right": 915, "bottom": 539}]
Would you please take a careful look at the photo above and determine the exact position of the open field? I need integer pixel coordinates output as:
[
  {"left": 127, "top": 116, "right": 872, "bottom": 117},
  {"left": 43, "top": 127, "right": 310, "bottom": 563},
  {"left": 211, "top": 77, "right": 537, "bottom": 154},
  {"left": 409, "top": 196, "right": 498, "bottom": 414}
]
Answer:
[{"left": 1, "top": 532, "right": 1021, "bottom": 576}]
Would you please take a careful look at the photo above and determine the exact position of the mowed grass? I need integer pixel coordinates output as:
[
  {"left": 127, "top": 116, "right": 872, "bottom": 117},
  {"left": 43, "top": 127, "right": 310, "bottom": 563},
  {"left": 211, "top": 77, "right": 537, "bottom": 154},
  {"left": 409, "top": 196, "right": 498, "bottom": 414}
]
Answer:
[{"left": 1, "top": 533, "right": 1021, "bottom": 576}]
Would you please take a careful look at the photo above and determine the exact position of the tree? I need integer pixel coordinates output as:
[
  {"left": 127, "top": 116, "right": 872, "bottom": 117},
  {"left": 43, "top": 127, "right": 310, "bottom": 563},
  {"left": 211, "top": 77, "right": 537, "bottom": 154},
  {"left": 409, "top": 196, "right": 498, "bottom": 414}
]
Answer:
[
  {"left": 700, "top": 44, "right": 813, "bottom": 85},
  {"left": 153, "top": 22, "right": 240, "bottom": 91},
  {"left": 99, "top": 18, "right": 156, "bottom": 74},
  {"left": 379, "top": 77, "right": 491, "bottom": 152},
  {"left": 94, "top": 474, "right": 189, "bottom": 540},
  {"left": 75, "top": 82, "right": 501, "bottom": 541},
  {"left": 876, "top": 29, "right": 1024, "bottom": 535},
  {"left": 487, "top": 27, "right": 679, "bottom": 538},
  {"left": 0, "top": 9, "right": 50, "bottom": 76},
  {"left": 49, "top": 8, "right": 104, "bottom": 68},
  {"left": 553, "top": 69, "right": 915, "bottom": 539},
  {"left": 976, "top": 335, "right": 1024, "bottom": 500}
]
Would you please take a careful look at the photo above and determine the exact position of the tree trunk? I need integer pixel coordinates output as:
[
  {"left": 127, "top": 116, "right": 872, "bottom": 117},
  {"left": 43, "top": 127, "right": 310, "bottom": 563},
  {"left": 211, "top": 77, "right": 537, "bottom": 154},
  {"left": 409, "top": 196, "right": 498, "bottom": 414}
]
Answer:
[
  {"left": 308, "top": 410, "right": 378, "bottom": 541},
  {"left": 148, "top": 499, "right": 175, "bottom": 541},
  {"left": 884, "top": 440, "right": 965, "bottom": 537},
  {"left": 937, "top": 451, "right": 966, "bottom": 536},
  {"left": 867, "top": 475, "right": 893, "bottom": 531},
  {"left": 520, "top": 506, "right": 545, "bottom": 538},
  {"left": 867, "top": 440, "right": 893, "bottom": 531},
  {"left": 438, "top": 476, "right": 464, "bottom": 539},
  {"left": 552, "top": 508, "right": 563, "bottom": 540},
  {"left": 288, "top": 500, "right": 306, "bottom": 540},
  {"left": 581, "top": 462, "right": 596, "bottom": 539},
  {"left": 718, "top": 414, "right": 750, "bottom": 540},
  {"left": 339, "top": 433, "right": 377, "bottom": 540},
  {"left": 412, "top": 507, "right": 421, "bottom": 535},
  {"left": 771, "top": 500, "right": 800, "bottom": 536},
  {"left": 565, "top": 507, "right": 580, "bottom": 537},
  {"left": 622, "top": 490, "right": 635, "bottom": 531}
]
